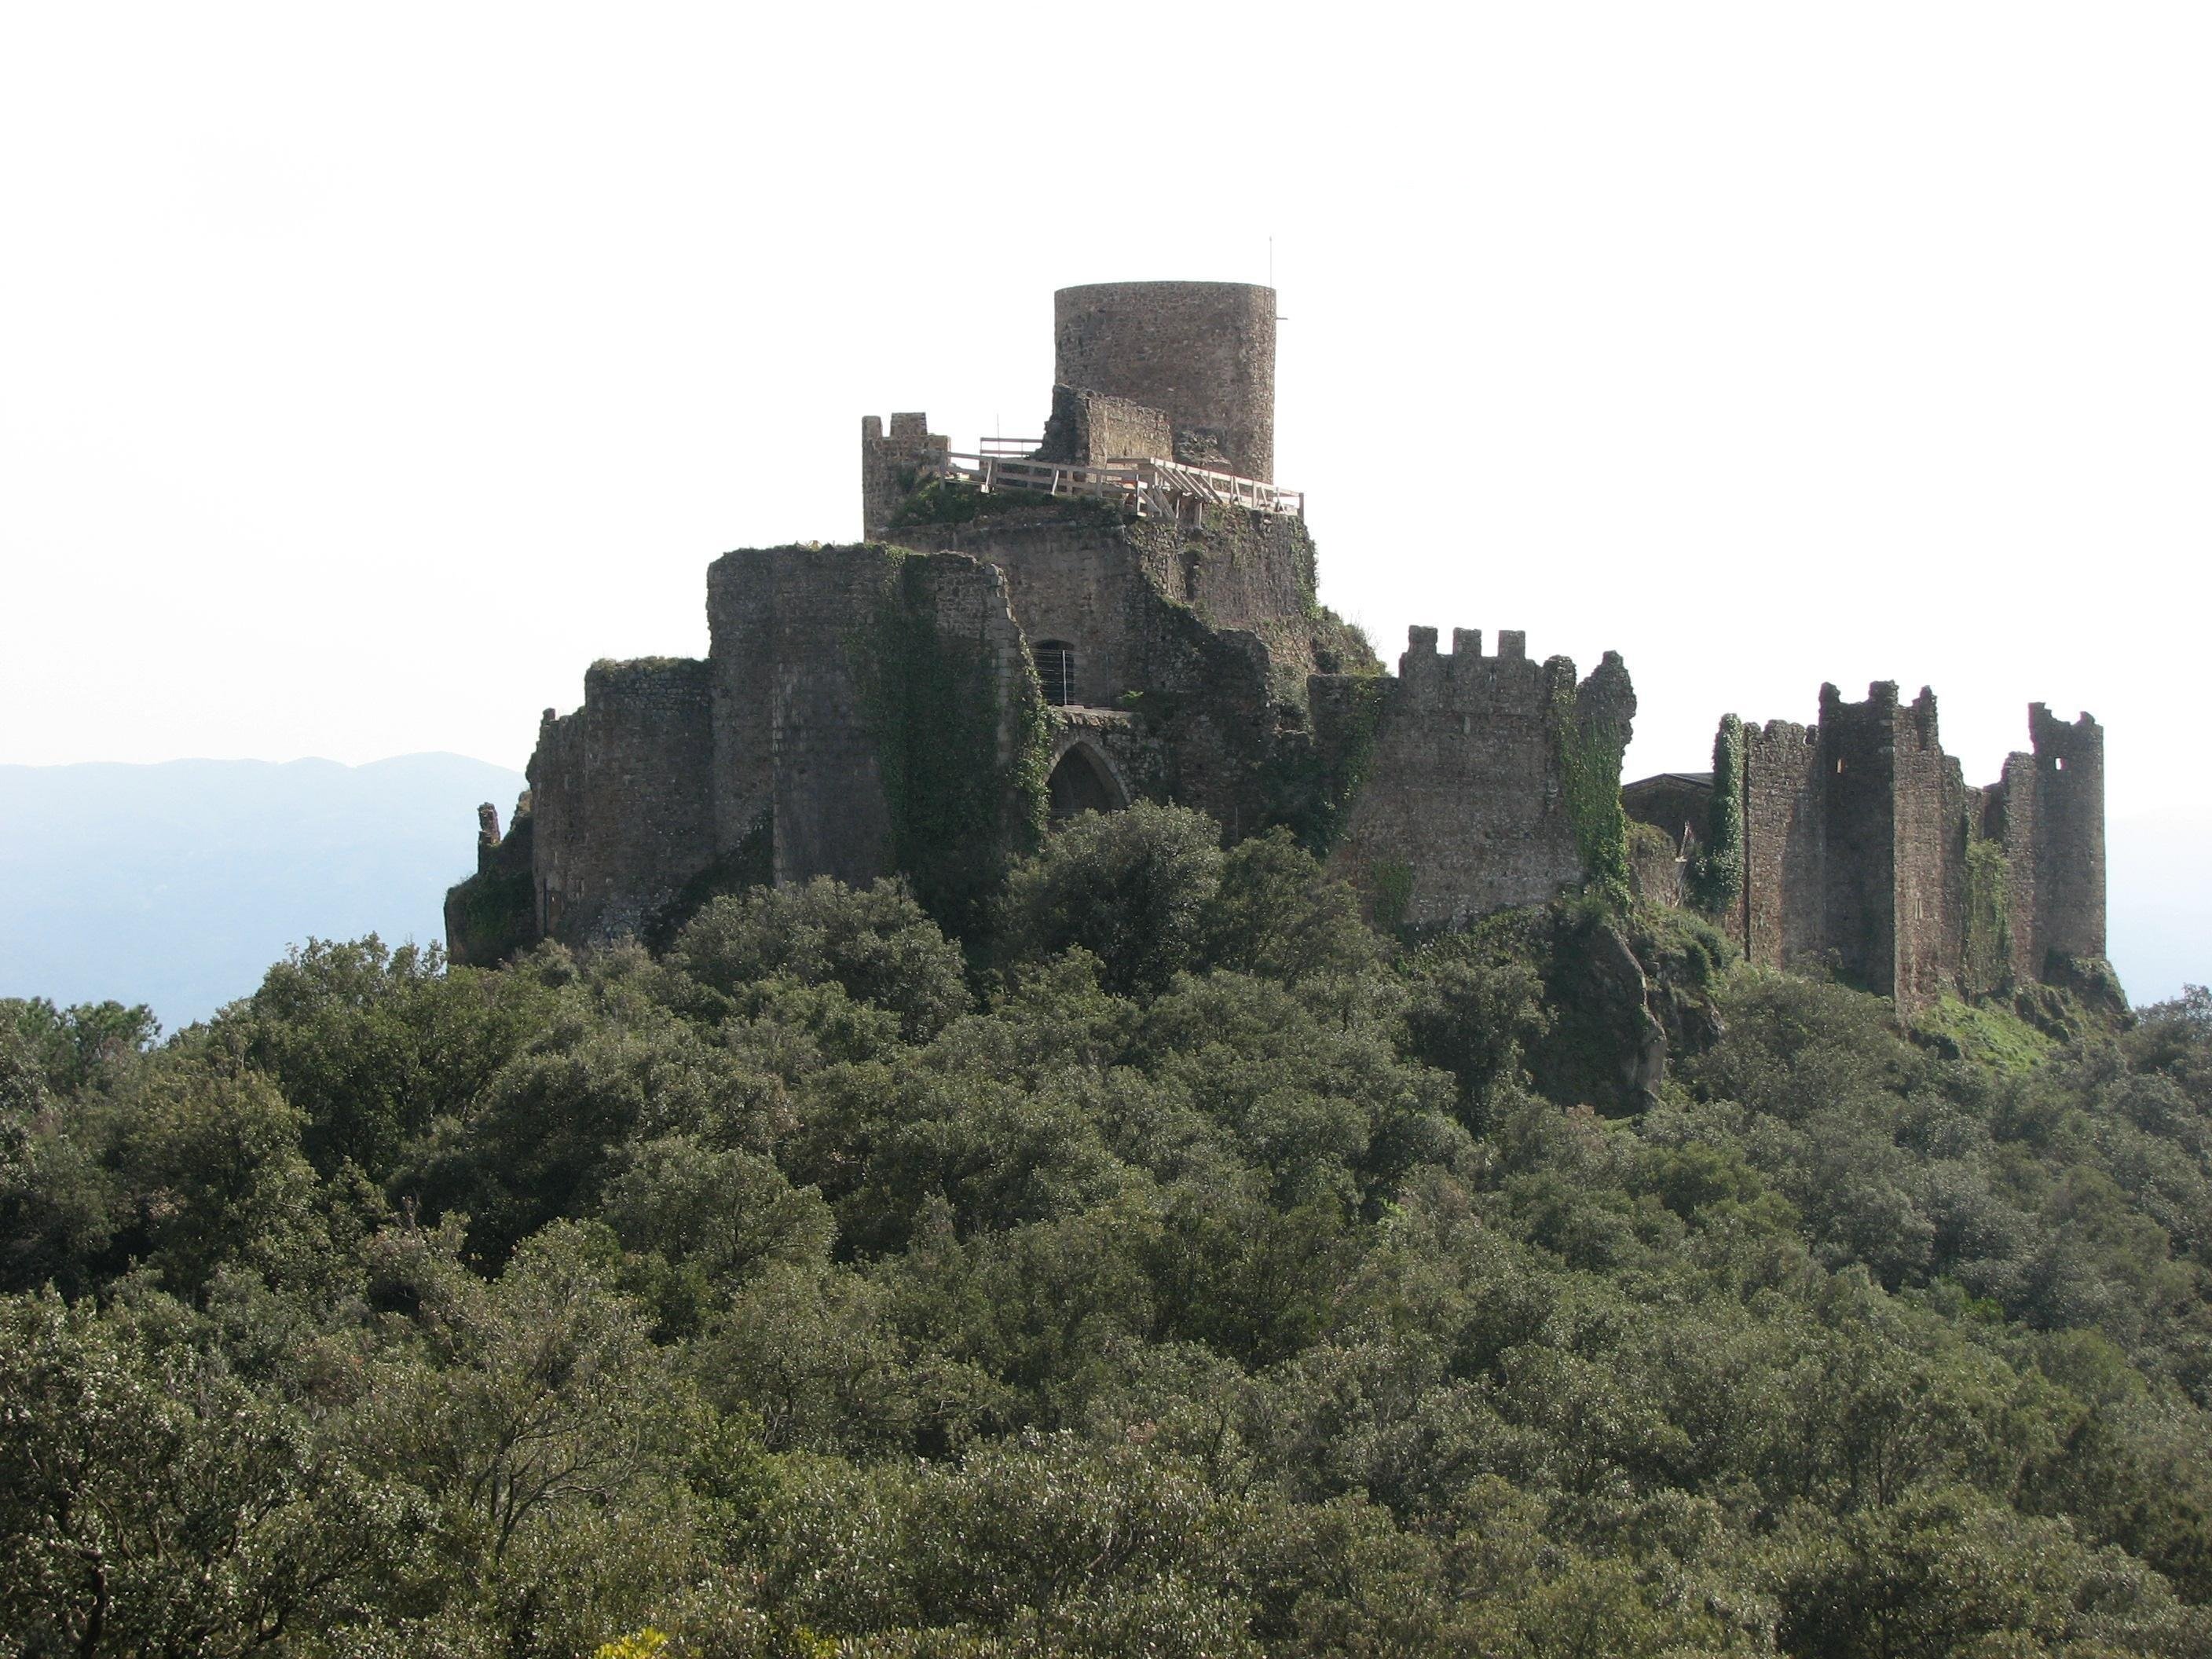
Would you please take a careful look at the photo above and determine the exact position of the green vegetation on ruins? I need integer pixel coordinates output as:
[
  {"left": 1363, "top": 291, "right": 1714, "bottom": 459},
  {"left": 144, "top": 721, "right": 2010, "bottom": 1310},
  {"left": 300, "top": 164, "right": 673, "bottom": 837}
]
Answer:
[
  {"left": 848, "top": 553, "right": 1053, "bottom": 943},
  {"left": 5, "top": 805, "right": 2210, "bottom": 1658}
]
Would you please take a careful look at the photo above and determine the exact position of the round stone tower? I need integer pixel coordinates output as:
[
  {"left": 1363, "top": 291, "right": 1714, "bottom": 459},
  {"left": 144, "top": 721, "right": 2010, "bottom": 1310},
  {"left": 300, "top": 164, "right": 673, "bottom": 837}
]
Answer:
[{"left": 1053, "top": 281, "right": 1276, "bottom": 482}]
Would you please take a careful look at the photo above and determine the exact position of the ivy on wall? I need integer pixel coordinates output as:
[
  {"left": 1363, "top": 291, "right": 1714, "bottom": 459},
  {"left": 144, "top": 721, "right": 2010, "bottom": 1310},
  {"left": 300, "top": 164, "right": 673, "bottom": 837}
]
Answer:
[
  {"left": 1369, "top": 857, "right": 1415, "bottom": 933},
  {"left": 1550, "top": 676, "right": 1632, "bottom": 908},
  {"left": 1688, "top": 714, "right": 1745, "bottom": 914},
  {"left": 850, "top": 555, "right": 1052, "bottom": 939},
  {"left": 1271, "top": 674, "right": 1392, "bottom": 855},
  {"left": 1962, "top": 830, "right": 2012, "bottom": 996}
]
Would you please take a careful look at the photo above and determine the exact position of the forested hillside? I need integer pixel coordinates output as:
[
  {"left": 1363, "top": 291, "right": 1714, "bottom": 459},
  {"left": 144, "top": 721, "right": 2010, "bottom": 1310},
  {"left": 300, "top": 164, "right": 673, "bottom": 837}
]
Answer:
[{"left": 5, "top": 804, "right": 2210, "bottom": 1657}]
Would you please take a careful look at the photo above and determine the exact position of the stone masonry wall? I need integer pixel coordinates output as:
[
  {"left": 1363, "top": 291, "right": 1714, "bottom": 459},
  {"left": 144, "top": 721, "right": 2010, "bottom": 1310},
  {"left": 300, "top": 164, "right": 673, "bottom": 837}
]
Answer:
[
  {"left": 2027, "top": 705, "right": 2108, "bottom": 969},
  {"left": 887, "top": 518, "right": 1150, "bottom": 712},
  {"left": 709, "top": 544, "right": 899, "bottom": 888},
  {"left": 1037, "top": 386, "right": 1174, "bottom": 467},
  {"left": 1325, "top": 627, "right": 1634, "bottom": 928},
  {"left": 860, "top": 412, "right": 950, "bottom": 540},
  {"left": 1053, "top": 282, "right": 1276, "bottom": 482},
  {"left": 528, "top": 657, "right": 715, "bottom": 947},
  {"left": 706, "top": 543, "right": 1036, "bottom": 892},
  {"left": 1818, "top": 683, "right": 1903, "bottom": 994},
  {"left": 1723, "top": 686, "right": 2105, "bottom": 1009},
  {"left": 886, "top": 507, "right": 1332, "bottom": 838},
  {"left": 1889, "top": 687, "right": 1971, "bottom": 1009},
  {"left": 1737, "top": 719, "right": 1824, "bottom": 972}
]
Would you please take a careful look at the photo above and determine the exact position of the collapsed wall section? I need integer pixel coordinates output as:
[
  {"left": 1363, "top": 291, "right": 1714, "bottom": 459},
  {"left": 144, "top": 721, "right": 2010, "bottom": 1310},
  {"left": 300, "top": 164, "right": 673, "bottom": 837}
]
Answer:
[
  {"left": 1037, "top": 386, "right": 1174, "bottom": 468},
  {"left": 527, "top": 657, "right": 715, "bottom": 947},
  {"left": 1321, "top": 627, "right": 1636, "bottom": 928},
  {"left": 1714, "top": 686, "right": 2108, "bottom": 1009}
]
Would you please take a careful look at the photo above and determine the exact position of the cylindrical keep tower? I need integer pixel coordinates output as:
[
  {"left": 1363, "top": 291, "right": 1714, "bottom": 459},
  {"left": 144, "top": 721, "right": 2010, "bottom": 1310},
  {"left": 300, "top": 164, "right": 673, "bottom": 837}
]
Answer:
[{"left": 1053, "top": 281, "right": 1276, "bottom": 483}]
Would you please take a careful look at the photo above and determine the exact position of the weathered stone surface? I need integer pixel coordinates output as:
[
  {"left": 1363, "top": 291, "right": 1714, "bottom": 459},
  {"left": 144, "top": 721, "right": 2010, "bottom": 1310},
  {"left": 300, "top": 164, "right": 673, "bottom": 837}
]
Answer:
[
  {"left": 452, "top": 280, "right": 1666, "bottom": 963},
  {"left": 1679, "top": 685, "right": 2109, "bottom": 1010},
  {"left": 1053, "top": 281, "right": 1276, "bottom": 482},
  {"left": 1321, "top": 630, "right": 1636, "bottom": 928}
]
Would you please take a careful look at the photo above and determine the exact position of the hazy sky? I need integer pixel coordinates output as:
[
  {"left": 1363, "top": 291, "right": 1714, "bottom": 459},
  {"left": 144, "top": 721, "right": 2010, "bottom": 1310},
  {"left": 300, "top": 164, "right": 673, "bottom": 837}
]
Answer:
[{"left": 4, "top": 7, "right": 2206, "bottom": 986}]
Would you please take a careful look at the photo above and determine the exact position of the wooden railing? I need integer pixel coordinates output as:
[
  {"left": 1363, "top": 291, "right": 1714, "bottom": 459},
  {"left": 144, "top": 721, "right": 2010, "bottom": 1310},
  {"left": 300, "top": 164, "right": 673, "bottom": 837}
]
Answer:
[{"left": 933, "top": 451, "right": 1304, "bottom": 520}]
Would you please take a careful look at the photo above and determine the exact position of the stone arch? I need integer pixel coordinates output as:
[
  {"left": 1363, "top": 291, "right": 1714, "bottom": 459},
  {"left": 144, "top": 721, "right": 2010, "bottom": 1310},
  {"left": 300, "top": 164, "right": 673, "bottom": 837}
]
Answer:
[{"left": 1047, "top": 738, "right": 1129, "bottom": 822}]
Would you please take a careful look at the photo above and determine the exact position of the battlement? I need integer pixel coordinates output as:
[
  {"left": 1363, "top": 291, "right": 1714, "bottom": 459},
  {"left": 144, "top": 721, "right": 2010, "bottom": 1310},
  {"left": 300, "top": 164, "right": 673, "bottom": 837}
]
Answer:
[
  {"left": 1401, "top": 624, "right": 1531, "bottom": 664},
  {"left": 860, "top": 411, "right": 951, "bottom": 540}
]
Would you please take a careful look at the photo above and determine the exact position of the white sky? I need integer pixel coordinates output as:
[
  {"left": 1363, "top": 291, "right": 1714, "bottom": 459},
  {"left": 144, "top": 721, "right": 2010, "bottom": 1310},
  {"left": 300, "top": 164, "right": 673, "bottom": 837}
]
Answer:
[{"left": 3, "top": 5, "right": 2206, "bottom": 985}]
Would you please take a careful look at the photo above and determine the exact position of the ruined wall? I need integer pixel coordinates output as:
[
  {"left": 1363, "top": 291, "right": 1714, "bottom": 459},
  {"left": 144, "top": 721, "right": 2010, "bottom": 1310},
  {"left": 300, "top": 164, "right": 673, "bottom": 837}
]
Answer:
[
  {"left": 1719, "top": 686, "right": 2106, "bottom": 1009},
  {"left": 1053, "top": 282, "right": 1276, "bottom": 482},
  {"left": 442, "top": 795, "right": 537, "bottom": 967},
  {"left": 2028, "top": 705, "right": 2107, "bottom": 967},
  {"left": 1621, "top": 773, "right": 1713, "bottom": 851},
  {"left": 1818, "top": 683, "right": 1903, "bottom": 994},
  {"left": 887, "top": 518, "right": 1148, "bottom": 711},
  {"left": 1324, "top": 627, "right": 1635, "bottom": 928},
  {"left": 888, "top": 505, "right": 1346, "bottom": 837},
  {"left": 860, "top": 412, "right": 950, "bottom": 540},
  {"left": 1888, "top": 688, "right": 1972, "bottom": 1009},
  {"left": 1126, "top": 510, "right": 1318, "bottom": 645},
  {"left": 710, "top": 546, "right": 899, "bottom": 887},
  {"left": 895, "top": 505, "right": 1331, "bottom": 704},
  {"left": 1993, "top": 752, "right": 2042, "bottom": 987},
  {"left": 1737, "top": 719, "right": 1825, "bottom": 973},
  {"left": 1037, "top": 386, "right": 1174, "bottom": 467},
  {"left": 527, "top": 657, "right": 715, "bottom": 947},
  {"left": 706, "top": 543, "right": 1036, "bottom": 892}
]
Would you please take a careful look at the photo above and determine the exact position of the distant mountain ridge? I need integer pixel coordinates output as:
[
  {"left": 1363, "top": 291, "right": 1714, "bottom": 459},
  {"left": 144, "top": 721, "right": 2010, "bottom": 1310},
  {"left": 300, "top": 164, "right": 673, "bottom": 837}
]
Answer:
[{"left": 0, "top": 755, "right": 526, "bottom": 1028}]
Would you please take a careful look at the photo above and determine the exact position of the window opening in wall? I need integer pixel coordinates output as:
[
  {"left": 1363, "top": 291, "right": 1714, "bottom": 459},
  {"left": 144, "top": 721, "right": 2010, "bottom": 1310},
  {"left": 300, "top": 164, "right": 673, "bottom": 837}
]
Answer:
[
  {"left": 1836, "top": 758, "right": 1845, "bottom": 775},
  {"left": 1035, "top": 641, "right": 1076, "bottom": 707},
  {"left": 2055, "top": 756, "right": 2066, "bottom": 771}
]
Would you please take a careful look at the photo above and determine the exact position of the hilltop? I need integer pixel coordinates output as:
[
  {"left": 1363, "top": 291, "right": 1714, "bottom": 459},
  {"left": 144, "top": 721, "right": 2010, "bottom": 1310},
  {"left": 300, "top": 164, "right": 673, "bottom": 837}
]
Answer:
[{"left": 5, "top": 804, "right": 2208, "bottom": 1657}]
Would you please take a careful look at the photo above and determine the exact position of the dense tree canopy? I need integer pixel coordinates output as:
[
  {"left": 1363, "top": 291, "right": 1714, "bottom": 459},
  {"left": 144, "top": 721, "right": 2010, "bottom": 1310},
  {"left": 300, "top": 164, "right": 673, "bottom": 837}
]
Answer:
[{"left": 3, "top": 812, "right": 2210, "bottom": 1656}]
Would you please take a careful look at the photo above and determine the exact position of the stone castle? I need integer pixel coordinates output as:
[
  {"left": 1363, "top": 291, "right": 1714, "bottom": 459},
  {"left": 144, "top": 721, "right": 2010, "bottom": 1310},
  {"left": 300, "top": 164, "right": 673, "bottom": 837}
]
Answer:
[{"left": 446, "top": 280, "right": 2109, "bottom": 1012}]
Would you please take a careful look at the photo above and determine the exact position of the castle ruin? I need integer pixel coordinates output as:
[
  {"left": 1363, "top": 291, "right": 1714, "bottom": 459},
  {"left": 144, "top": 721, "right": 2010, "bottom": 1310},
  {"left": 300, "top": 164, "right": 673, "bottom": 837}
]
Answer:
[
  {"left": 448, "top": 279, "right": 2108, "bottom": 1013},
  {"left": 1624, "top": 688, "right": 2108, "bottom": 1010}
]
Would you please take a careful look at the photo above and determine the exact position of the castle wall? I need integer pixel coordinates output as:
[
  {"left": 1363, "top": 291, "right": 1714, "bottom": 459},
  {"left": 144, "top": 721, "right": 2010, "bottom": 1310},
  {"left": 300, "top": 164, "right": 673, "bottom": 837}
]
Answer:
[
  {"left": 887, "top": 509, "right": 1321, "bottom": 838},
  {"left": 705, "top": 543, "right": 1035, "bottom": 892},
  {"left": 1053, "top": 282, "right": 1276, "bottom": 482},
  {"left": 860, "top": 412, "right": 950, "bottom": 540},
  {"left": 1888, "top": 688, "right": 1970, "bottom": 1009},
  {"left": 886, "top": 518, "right": 1149, "bottom": 709},
  {"left": 1038, "top": 386, "right": 1174, "bottom": 467},
  {"left": 2027, "top": 704, "right": 2107, "bottom": 968},
  {"left": 1818, "top": 683, "right": 1903, "bottom": 994},
  {"left": 1324, "top": 628, "right": 1635, "bottom": 928},
  {"left": 1126, "top": 511, "right": 1318, "bottom": 641},
  {"left": 528, "top": 657, "right": 715, "bottom": 946},
  {"left": 1738, "top": 720, "right": 1825, "bottom": 972},
  {"left": 1994, "top": 752, "right": 2042, "bottom": 986},
  {"left": 1721, "top": 687, "right": 2108, "bottom": 1009}
]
